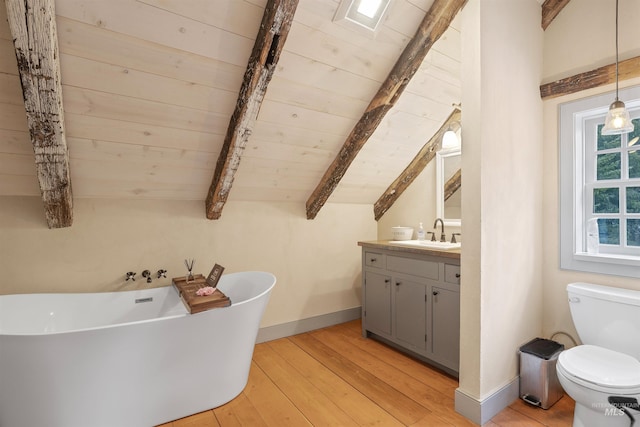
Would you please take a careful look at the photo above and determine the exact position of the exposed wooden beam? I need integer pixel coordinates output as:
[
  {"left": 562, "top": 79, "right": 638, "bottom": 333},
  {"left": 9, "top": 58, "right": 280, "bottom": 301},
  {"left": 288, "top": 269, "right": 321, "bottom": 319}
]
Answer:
[
  {"left": 373, "top": 108, "right": 461, "bottom": 221},
  {"left": 541, "top": 0, "right": 571, "bottom": 30},
  {"left": 444, "top": 168, "right": 461, "bottom": 202},
  {"left": 305, "top": 0, "right": 467, "bottom": 220},
  {"left": 540, "top": 56, "right": 640, "bottom": 100},
  {"left": 205, "top": 0, "right": 298, "bottom": 219},
  {"left": 5, "top": 0, "right": 73, "bottom": 228}
]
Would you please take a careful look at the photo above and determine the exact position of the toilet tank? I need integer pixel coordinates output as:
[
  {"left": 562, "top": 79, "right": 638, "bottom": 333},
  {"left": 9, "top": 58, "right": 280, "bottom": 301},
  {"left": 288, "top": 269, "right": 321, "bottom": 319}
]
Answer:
[{"left": 567, "top": 282, "right": 640, "bottom": 359}]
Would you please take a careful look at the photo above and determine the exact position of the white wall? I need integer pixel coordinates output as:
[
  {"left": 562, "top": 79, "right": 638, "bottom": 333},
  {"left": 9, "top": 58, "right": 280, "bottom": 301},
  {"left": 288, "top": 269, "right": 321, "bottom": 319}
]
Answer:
[
  {"left": 459, "top": 0, "right": 543, "bottom": 403},
  {"left": 542, "top": 0, "right": 640, "bottom": 346},
  {"left": 0, "top": 197, "right": 376, "bottom": 328}
]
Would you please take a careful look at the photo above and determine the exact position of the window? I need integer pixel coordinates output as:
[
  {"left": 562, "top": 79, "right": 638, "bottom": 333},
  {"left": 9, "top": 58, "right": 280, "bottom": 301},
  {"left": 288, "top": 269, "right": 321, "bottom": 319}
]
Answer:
[{"left": 560, "top": 85, "right": 640, "bottom": 278}]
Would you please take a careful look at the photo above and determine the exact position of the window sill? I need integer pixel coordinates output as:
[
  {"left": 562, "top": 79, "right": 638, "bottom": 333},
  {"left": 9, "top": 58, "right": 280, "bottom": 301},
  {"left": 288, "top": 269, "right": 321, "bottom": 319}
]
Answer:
[
  {"left": 574, "top": 252, "right": 640, "bottom": 265},
  {"left": 562, "top": 251, "right": 640, "bottom": 278}
]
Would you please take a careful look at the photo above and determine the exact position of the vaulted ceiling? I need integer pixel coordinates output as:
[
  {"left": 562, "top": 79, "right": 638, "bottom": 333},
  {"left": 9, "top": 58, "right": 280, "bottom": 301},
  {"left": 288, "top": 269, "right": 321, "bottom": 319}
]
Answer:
[{"left": 1, "top": 0, "right": 577, "bottom": 227}]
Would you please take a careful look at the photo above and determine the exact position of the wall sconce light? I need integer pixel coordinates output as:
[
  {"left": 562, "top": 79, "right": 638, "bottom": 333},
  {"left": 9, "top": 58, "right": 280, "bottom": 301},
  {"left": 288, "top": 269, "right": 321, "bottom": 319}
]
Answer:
[
  {"left": 602, "top": 0, "right": 634, "bottom": 135},
  {"left": 442, "top": 122, "right": 461, "bottom": 150}
]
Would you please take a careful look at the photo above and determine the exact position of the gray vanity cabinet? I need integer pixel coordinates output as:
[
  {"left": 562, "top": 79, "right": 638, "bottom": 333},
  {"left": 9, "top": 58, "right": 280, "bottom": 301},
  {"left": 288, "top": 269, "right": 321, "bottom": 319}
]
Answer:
[
  {"left": 395, "top": 279, "right": 427, "bottom": 351},
  {"left": 361, "top": 244, "right": 460, "bottom": 375},
  {"left": 363, "top": 270, "right": 391, "bottom": 335},
  {"left": 363, "top": 267, "right": 427, "bottom": 351},
  {"left": 431, "top": 286, "right": 460, "bottom": 370}
]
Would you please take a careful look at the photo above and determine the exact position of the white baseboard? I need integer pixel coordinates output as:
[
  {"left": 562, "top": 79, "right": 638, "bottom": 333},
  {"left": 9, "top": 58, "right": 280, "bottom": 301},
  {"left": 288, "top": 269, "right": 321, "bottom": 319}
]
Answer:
[
  {"left": 455, "top": 377, "right": 520, "bottom": 425},
  {"left": 256, "top": 307, "right": 362, "bottom": 343}
]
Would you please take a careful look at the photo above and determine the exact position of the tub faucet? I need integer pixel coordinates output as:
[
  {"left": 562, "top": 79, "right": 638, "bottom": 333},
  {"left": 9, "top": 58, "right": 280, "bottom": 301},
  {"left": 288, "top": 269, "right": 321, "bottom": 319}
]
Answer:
[
  {"left": 433, "top": 218, "right": 446, "bottom": 242},
  {"left": 125, "top": 271, "right": 136, "bottom": 281},
  {"left": 142, "top": 270, "right": 152, "bottom": 284}
]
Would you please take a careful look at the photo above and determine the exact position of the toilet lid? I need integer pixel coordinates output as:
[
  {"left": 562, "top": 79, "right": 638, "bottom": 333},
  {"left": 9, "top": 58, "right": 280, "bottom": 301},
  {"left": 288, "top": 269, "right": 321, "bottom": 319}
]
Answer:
[{"left": 558, "top": 345, "right": 640, "bottom": 389}]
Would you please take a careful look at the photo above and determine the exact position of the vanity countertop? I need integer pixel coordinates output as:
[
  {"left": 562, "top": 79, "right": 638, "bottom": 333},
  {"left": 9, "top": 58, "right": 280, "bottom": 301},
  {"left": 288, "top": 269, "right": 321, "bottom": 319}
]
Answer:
[{"left": 358, "top": 240, "right": 461, "bottom": 260}]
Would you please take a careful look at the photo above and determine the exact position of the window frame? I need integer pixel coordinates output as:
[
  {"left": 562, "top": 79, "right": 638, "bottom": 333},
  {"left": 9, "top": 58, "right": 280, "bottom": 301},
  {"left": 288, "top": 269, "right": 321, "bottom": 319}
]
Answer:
[
  {"left": 559, "top": 85, "right": 640, "bottom": 278},
  {"left": 583, "top": 117, "right": 640, "bottom": 256}
]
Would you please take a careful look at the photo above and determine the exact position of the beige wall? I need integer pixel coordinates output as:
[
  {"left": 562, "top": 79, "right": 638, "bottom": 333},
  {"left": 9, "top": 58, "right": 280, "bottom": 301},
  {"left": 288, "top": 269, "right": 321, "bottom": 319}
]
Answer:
[
  {"left": 542, "top": 0, "right": 640, "bottom": 346},
  {"left": 0, "top": 197, "right": 376, "bottom": 328},
  {"left": 543, "top": 0, "right": 640, "bottom": 84},
  {"left": 459, "top": 0, "right": 544, "bottom": 400},
  {"left": 378, "top": 160, "right": 462, "bottom": 240},
  {"left": 377, "top": 161, "right": 436, "bottom": 239}
]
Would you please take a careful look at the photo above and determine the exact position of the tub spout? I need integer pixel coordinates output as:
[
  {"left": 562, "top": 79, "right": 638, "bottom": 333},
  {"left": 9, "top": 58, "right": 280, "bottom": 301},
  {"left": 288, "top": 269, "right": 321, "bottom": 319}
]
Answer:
[{"left": 142, "top": 270, "right": 152, "bottom": 284}]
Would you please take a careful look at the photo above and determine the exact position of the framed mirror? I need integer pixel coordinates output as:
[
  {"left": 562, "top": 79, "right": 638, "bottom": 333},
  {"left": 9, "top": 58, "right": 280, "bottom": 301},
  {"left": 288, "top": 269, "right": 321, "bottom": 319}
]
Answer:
[{"left": 436, "top": 148, "right": 461, "bottom": 226}]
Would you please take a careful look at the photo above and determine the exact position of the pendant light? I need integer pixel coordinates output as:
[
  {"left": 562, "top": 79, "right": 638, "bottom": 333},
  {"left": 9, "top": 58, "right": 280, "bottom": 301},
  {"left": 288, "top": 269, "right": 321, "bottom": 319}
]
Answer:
[{"left": 601, "top": 0, "right": 634, "bottom": 135}]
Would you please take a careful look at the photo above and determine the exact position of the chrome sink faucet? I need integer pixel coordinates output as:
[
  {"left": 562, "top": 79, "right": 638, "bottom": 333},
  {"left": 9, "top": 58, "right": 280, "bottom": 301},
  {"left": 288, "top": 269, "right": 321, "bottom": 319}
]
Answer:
[{"left": 433, "top": 218, "right": 446, "bottom": 242}]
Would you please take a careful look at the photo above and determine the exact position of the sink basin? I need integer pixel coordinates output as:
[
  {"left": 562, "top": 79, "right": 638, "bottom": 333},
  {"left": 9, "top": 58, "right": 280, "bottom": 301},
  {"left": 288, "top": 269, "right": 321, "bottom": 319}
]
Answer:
[{"left": 389, "top": 240, "right": 461, "bottom": 250}]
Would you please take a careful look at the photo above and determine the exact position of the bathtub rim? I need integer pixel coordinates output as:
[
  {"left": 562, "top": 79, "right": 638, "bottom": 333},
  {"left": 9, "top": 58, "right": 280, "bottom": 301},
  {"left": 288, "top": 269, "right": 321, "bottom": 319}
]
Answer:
[{"left": 0, "top": 271, "right": 276, "bottom": 337}]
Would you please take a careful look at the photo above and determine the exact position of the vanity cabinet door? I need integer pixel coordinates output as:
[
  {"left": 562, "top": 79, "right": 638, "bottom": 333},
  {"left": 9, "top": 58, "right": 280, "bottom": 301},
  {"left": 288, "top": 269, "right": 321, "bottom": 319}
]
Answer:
[
  {"left": 364, "top": 271, "right": 392, "bottom": 336},
  {"left": 431, "top": 286, "right": 460, "bottom": 370},
  {"left": 394, "top": 279, "right": 427, "bottom": 351}
]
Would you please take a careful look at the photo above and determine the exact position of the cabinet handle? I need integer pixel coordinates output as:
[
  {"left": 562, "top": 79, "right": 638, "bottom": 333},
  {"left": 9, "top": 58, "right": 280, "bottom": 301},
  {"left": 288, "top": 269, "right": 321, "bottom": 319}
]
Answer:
[
  {"left": 455, "top": 273, "right": 461, "bottom": 278},
  {"left": 433, "top": 290, "right": 439, "bottom": 296},
  {"left": 370, "top": 258, "right": 377, "bottom": 263},
  {"left": 384, "top": 279, "right": 390, "bottom": 283},
  {"left": 395, "top": 282, "right": 401, "bottom": 286}
]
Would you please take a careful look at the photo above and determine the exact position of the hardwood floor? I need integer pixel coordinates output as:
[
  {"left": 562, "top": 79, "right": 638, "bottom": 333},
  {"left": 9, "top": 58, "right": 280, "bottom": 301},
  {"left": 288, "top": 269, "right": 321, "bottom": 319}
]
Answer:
[{"left": 158, "top": 320, "right": 575, "bottom": 426}]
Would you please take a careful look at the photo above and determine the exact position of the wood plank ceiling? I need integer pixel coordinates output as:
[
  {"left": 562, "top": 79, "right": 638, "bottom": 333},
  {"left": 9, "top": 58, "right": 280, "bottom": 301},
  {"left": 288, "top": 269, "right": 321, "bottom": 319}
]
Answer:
[{"left": 0, "top": 0, "right": 578, "bottom": 226}]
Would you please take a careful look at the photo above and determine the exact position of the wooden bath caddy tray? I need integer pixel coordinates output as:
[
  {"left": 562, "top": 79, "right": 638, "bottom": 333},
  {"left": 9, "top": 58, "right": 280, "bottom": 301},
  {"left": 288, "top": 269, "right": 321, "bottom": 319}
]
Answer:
[{"left": 172, "top": 274, "right": 231, "bottom": 314}]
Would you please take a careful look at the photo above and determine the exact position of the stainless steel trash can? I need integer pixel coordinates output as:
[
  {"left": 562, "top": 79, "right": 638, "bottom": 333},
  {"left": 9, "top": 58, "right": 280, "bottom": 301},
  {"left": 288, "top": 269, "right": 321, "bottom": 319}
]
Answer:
[{"left": 519, "top": 337, "right": 564, "bottom": 409}]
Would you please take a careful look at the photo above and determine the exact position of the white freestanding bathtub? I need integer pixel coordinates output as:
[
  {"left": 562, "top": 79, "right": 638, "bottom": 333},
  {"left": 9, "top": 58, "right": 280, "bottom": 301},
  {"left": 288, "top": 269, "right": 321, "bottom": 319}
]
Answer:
[{"left": 0, "top": 271, "right": 276, "bottom": 427}]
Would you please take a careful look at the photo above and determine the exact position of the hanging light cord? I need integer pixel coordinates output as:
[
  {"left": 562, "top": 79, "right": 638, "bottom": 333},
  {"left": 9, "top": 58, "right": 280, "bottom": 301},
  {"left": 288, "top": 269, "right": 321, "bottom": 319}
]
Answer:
[{"left": 615, "top": 0, "right": 620, "bottom": 101}]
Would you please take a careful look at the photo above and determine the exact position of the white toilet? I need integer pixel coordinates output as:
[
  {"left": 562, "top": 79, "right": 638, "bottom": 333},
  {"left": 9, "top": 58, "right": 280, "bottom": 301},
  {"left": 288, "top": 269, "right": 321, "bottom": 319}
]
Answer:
[{"left": 556, "top": 282, "right": 640, "bottom": 427}]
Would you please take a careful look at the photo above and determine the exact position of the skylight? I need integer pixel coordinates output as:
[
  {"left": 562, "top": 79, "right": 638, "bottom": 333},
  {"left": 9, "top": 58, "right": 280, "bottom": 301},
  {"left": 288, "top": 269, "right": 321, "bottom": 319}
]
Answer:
[
  {"left": 357, "top": 0, "right": 383, "bottom": 19},
  {"left": 334, "top": 0, "right": 392, "bottom": 33}
]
